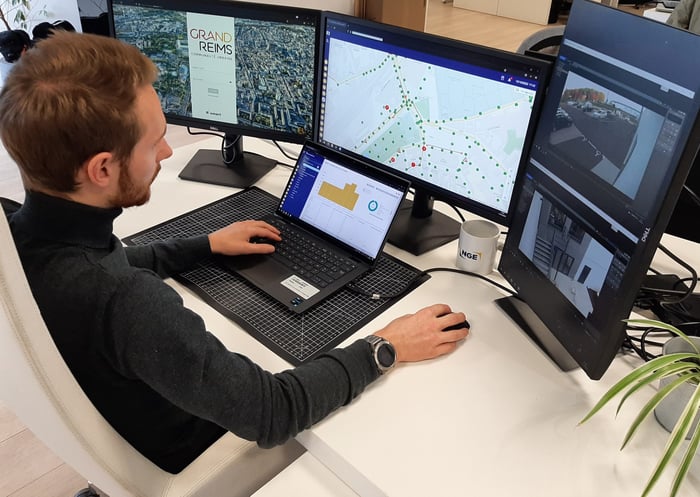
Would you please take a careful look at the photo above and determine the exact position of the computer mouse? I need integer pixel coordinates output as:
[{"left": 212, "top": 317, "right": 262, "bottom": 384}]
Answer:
[{"left": 442, "top": 319, "right": 471, "bottom": 332}]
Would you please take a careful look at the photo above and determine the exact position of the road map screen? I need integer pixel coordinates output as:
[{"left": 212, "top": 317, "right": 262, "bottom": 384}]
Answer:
[{"left": 317, "top": 14, "right": 549, "bottom": 222}]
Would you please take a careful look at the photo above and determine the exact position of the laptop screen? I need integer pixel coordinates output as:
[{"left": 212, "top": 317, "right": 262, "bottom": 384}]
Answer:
[{"left": 278, "top": 143, "right": 408, "bottom": 260}]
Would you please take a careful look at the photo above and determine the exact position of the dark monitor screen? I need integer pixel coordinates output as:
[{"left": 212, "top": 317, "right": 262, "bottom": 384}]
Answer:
[
  {"left": 315, "top": 12, "right": 550, "bottom": 254},
  {"left": 108, "top": 0, "right": 321, "bottom": 187},
  {"left": 498, "top": 0, "right": 700, "bottom": 380}
]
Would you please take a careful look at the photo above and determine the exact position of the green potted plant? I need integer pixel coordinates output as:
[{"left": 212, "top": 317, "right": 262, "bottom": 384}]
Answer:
[
  {"left": 1, "top": 0, "right": 47, "bottom": 31},
  {"left": 580, "top": 319, "right": 700, "bottom": 497}
]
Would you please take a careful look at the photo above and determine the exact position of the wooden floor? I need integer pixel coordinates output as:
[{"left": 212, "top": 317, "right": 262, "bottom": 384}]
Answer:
[{"left": 0, "top": 1, "right": 654, "bottom": 496}]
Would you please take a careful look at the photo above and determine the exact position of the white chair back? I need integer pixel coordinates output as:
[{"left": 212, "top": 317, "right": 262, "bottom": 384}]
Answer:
[{"left": 0, "top": 205, "right": 303, "bottom": 497}]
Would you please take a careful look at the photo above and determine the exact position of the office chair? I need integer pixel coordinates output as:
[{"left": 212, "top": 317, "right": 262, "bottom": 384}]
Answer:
[
  {"left": 0, "top": 205, "right": 304, "bottom": 497},
  {"left": 515, "top": 25, "right": 565, "bottom": 57}
]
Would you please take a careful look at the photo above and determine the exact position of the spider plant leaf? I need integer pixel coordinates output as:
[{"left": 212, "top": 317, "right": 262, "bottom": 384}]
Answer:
[
  {"left": 579, "top": 353, "right": 700, "bottom": 425},
  {"left": 616, "top": 361, "right": 700, "bottom": 416},
  {"left": 640, "top": 379, "right": 700, "bottom": 497},
  {"left": 671, "top": 384, "right": 700, "bottom": 497},
  {"left": 620, "top": 372, "right": 697, "bottom": 450}
]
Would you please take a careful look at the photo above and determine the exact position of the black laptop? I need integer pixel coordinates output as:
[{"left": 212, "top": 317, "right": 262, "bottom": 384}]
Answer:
[{"left": 219, "top": 141, "right": 410, "bottom": 313}]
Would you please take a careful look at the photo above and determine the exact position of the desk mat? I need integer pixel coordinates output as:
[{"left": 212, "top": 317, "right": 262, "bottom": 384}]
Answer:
[{"left": 123, "top": 187, "right": 429, "bottom": 365}]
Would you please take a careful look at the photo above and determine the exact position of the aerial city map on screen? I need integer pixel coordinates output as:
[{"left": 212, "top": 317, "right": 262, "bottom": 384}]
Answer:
[{"left": 112, "top": 3, "right": 316, "bottom": 137}]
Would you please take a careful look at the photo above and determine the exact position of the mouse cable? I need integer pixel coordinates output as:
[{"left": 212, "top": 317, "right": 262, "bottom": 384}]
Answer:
[
  {"left": 344, "top": 270, "right": 429, "bottom": 301},
  {"left": 422, "top": 267, "right": 518, "bottom": 297},
  {"left": 345, "top": 266, "right": 519, "bottom": 301}
]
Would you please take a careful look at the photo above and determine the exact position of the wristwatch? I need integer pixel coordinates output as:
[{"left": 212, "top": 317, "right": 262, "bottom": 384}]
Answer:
[{"left": 364, "top": 335, "right": 397, "bottom": 375}]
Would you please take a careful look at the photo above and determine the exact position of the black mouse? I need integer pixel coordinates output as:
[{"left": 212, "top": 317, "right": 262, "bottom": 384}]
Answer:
[{"left": 442, "top": 320, "right": 471, "bottom": 332}]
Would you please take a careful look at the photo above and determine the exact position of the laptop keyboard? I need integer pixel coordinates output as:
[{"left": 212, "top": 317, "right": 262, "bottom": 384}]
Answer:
[{"left": 265, "top": 217, "right": 359, "bottom": 288}]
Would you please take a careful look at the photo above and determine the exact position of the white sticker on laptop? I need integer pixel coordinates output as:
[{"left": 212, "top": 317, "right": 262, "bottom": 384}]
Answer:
[{"left": 281, "top": 275, "right": 320, "bottom": 299}]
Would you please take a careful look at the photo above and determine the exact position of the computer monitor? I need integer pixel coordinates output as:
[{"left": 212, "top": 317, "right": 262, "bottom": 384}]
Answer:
[
  {"left": 108, "top": 0, "right": 321, "bottom": 187},
  {"left": 315, "top": 12, "right": 550, "bottom": 255},
  {"left": 497, "top": 0, "right": 700, "bottom": 380}
]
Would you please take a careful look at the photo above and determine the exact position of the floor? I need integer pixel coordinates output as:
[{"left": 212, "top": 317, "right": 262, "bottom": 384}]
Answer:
[{"left": 0, "top": 1, "right": 654, "bottom": 495}]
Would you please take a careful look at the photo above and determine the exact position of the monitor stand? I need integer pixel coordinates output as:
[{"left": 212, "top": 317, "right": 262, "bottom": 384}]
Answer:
[
  {"left": 178, "top": 134, "right": 277, "bottom": 188},
  {"left": 388, "top": 189, "right": 460, "bottom": 256},
  {"left": 495, "top": 296, "right": 579, "bottom": 372}
]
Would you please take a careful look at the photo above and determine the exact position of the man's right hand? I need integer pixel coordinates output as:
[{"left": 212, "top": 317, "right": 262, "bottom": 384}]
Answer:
[{"left": 373, "top": 304, "right": 469, "bottom": 363}]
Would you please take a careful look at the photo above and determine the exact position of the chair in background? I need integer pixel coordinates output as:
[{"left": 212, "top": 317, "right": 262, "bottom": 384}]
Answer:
[
  {"left": 0, "top": 206, "right": 304, "bottom": 497},
  {"left": 515, "top": 25, "right": 565, "bottom": 58}
]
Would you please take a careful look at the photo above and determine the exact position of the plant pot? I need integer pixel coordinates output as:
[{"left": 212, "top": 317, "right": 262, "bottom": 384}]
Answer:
[{"left": 653, "top": 336, "right": 700, "bottom": 438}]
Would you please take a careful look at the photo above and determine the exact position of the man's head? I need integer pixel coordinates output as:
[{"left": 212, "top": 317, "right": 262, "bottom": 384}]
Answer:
[
  {"left": 0, "top": 31, "right": 169, "bottom": 203},
  {"left": 0, "top": 29, "right": 30, "bottom": 63},
  {"left": 32, "top": 20, "right": 76, "bottom": 42}
]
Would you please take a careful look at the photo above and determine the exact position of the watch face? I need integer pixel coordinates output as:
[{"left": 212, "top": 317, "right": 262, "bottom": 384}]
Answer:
[{"left": 377, "top": 342, "right": 396, "bottom": 368}]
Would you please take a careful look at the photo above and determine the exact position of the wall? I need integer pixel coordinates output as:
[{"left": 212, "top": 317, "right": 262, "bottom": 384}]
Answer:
[
  {"left": 237, "top": 0, "right": 354, "bottom": 14},
  {"left": 11, "top": 0, "right": 354, "bottom": 34},
  {"left": 2, "top": 0, "right": 81, "bottom": 33},
  {"left": 42, "top": 0, "right": 81, "bottom": 31},
  {"left": 77, "top": 0, "right": 106, "bottom": 18}
]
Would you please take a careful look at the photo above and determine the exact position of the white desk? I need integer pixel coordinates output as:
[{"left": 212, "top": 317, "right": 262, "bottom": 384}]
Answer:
[
  {"left": 252, "top": 452, "right": 359, "bottom": 496},
  {"left": 644, "top": 7, "right": 672, "bottom": 23},
  {"left": 113, "top": 134, "right": 700, "bottom": 497}
]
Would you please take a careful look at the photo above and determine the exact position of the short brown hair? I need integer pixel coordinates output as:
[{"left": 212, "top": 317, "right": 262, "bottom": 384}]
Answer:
[{"left": 0, "top": 31, "right": 158, "bottom": 192}]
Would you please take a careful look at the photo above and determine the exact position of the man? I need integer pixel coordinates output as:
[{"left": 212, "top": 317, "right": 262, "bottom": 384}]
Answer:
[
  {"left": 0, "top": 29, "right": 30, "bottom": 85},
  {"left": 667, "top": 0, "right": 700, "bottom": 34},
  {"left": 0, "top": 32, "right": 469, "bottom": 473},
  {"left": 31, "top": 20, "right": 77, "bottom": 42},
  {"left": 0, "top": 29, "right": 30, "bottom": 63}
]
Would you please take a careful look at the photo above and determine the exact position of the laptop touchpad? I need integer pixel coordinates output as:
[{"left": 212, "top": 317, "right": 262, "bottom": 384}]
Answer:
[{"left": 224, "top": 255, "right": 288, "bottom": 281}]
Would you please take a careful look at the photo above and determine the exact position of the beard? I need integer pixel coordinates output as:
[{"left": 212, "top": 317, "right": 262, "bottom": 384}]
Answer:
[{"left": 111, "top": 163, "right": 160, "bottom": 208}]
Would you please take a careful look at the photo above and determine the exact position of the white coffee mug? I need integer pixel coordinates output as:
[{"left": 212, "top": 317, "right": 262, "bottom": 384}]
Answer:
[{"left": 455, "top": 219, "right": 500, "bottom": 275}]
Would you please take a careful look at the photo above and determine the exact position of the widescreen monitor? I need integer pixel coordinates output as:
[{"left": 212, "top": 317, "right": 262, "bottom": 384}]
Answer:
[
  {"left": 315, "top": 12, "right": 550, "bottom": 255},
  {"left": 108, "top": 0, "right": 321, "bottom": 187},
  {"left": 498, "top": 0, "right": 700, "bottom": 380}
]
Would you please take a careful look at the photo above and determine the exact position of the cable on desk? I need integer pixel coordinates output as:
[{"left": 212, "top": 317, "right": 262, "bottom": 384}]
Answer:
[
  {"left": 659, "top": 243, "right": 698, "bottom": 300},
  {"left": 448, "top": 203, "right": 465, "bottom": 223},
  {"left": 634, "top": 243, "right": 700, "bottom": 339},
  {"left": 636, "top": 243, "right": 697, "bottom": 305},
  {"left": 423, "top": 267, "right": 519, "bottom": 297},
  {"left": 345, "top": 269, "right": 428, "bottom": 300},
  {"left": 345, "top": 266, "right": 519, "bottom": 302},
  {"left": 623, "top": 322, "right": 674, "bottom": 362},
  {"left": 272, "top": 140, "right": 299, "bottom": 163}
]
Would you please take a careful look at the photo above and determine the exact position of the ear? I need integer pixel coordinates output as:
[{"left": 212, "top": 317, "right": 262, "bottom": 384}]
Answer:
[{"left": 82, "top": 151, "right": 120, "bottom": 189}]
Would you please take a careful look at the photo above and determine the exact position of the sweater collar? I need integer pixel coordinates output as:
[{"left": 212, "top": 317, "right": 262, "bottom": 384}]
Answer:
[{"left": 14, "top": 190, "right": 123, "bottom": 249}]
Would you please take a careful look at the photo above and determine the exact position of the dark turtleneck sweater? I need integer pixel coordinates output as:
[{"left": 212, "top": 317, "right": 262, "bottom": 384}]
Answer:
[{"left": 3, "top": 191, "right": 377, "bottom": 473}]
